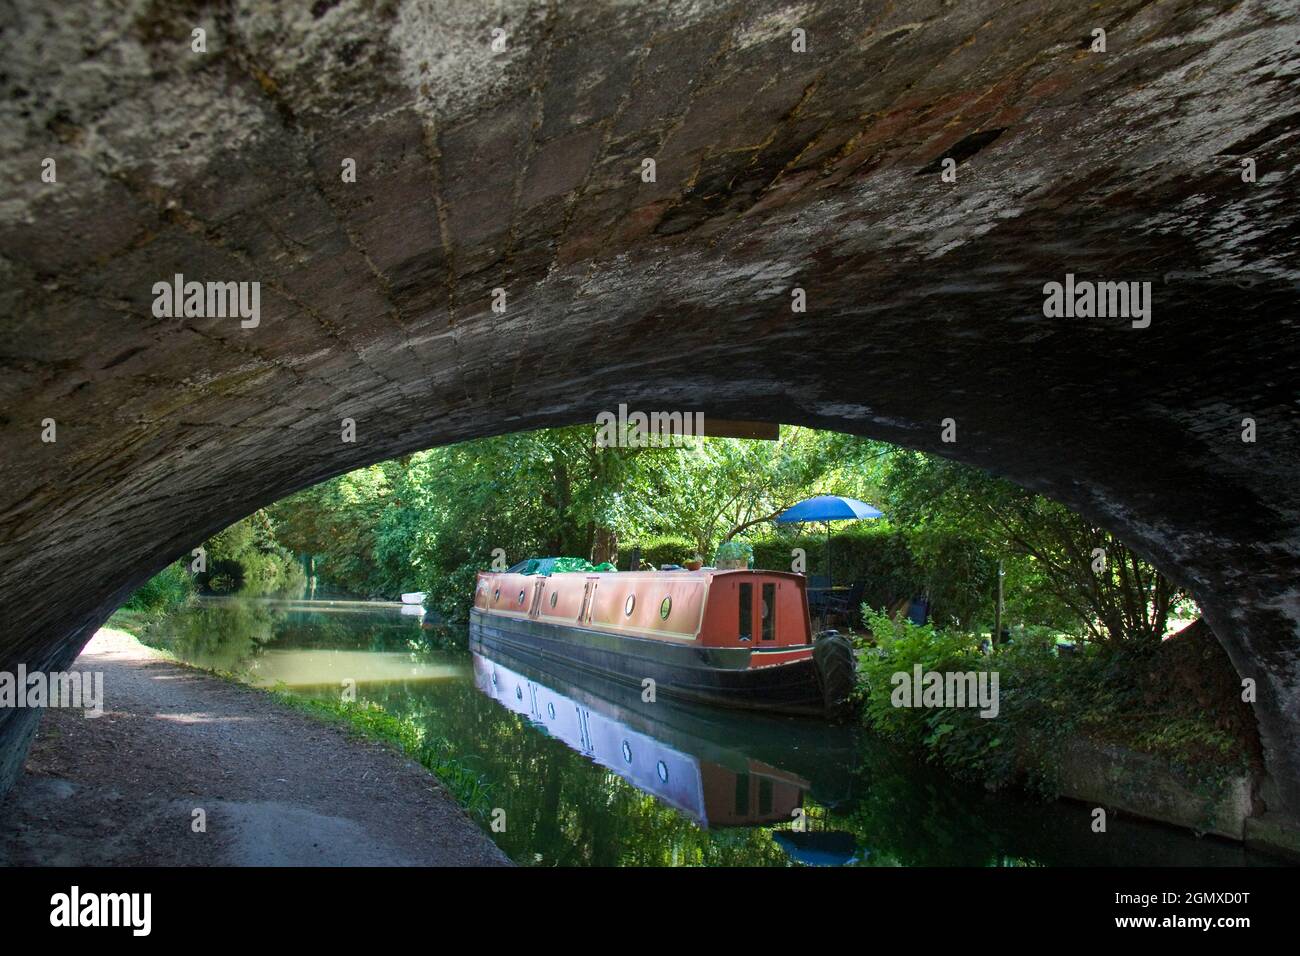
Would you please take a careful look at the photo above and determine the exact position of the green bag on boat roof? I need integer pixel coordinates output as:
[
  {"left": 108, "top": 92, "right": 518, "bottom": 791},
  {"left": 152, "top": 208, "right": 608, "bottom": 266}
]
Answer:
[{"left": 517, "top": 556, "right": 616, "bottom": 576}]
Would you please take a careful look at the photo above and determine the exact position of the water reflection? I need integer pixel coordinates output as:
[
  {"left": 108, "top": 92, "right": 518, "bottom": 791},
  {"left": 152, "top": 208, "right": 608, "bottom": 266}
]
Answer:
[
  {"left": 137, "top": 597, "right": 1279, "bottom": 867},
  {"left": 243, "top": 650, "right": 467, "bottom": 687},
  {"left": 472, "top": 651, "right": 841, "bottom": 829}
]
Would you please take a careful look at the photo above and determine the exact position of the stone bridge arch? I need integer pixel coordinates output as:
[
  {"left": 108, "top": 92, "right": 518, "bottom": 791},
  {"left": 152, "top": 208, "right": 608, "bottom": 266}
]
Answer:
[{"left": 1, "top": 1, "right": 1297, "bottom": 817}]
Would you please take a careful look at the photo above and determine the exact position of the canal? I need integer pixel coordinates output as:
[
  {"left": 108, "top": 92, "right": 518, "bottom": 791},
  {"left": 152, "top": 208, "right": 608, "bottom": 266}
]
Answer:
[{"left": 134, "top": 596, "right": 1277, "bottom": 867}]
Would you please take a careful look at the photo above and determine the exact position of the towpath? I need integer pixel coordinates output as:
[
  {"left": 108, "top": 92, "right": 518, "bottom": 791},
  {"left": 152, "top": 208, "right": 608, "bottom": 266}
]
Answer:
[{"left": 0, "top": 628, "right": 509, "bottom": 866}]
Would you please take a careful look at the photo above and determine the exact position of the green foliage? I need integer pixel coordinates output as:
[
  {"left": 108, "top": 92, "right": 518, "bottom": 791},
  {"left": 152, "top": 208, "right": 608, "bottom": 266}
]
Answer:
[
  {"left": 879, "top": 449, "right": 1184, "bottom": 642},
  {"left": 197, "top": 512, "right": 305, "bottom": 597},
  {"left": 123, "top": 560, "right": 195, "bottom": 614},
  {"left": 713, "top": 539, "right": 753, "bottom": 567},
  {"left": 268, "top": 464, "right": 398, "bottom": 596},
  {"left": 855, "top": 609, "right": 1249, "bottom": 797},
  {"left": 855, "top": 608, "right": 1008, "bottom": 782},
  {"left": 212, "top": 425, "right": 1187, "bottom": 651},
  {"left": 268, "top": 425, "right": 888, "bottom": 619},
  {"left": 623, "top": 534, "right": 696, "bottom": 568}
]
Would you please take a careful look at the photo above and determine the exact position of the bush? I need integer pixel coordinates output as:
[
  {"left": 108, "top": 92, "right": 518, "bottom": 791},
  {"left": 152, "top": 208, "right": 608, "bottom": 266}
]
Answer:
[
  {"left": 623, "top": 535, "right": 696, "bottom": 569},
  {"left": 238, "top": 550, "right": 307, "bottom": 596},
  {"left": 749, "top": 524, "right": 933, "bottom": 624},
  {"left": 195, "top": 558, "right": 245, "bottom": 594},
  {"left": 123, "top": 561, "right": 196, "bottom": 614},
  {"left": 422, "top": 561, "right": 484, "bottom": 624},
  {"left": 857, "top": 608, "right": 984, "bottom": 740},
  {"left": 713, "top": 539, "right": 753, "bottom": 568},
  {"left": 854, "top": 608, "right": 1254, "bottom": 798},
  {"left": 195, "top": 512, "right": 307, "bottom": 596}
]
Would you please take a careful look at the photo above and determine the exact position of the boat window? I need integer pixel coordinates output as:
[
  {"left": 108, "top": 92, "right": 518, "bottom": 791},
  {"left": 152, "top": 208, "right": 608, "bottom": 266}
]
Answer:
[
  {"left": 739, "top": 583, "right": 753, "bottom": 641},
  {"left": 518, "top": 589, "right": 526, "bottom": 605},
  {"left": 624, "top": 594, "right": 636, "bottom": 616},
  {"left": 659, "top": 596, "right": 672, "bottom": 620},
  {"left": 493, "top": 588, "right": 500, "bottom": 602},
  {"left": 657, "top": 760, "right": 669, "bottom": 783},
  {"left": 550, "top": 591, "right": 558, "bottom": 609},
  {"left": 734, "top": 773, "right": 750, "bottom": 815},
  {"left": 621, "top": 740, "right": 633, "bottom": 764},
  {"left": 761, "top": 583, "right": 775, "bottom": 641}
]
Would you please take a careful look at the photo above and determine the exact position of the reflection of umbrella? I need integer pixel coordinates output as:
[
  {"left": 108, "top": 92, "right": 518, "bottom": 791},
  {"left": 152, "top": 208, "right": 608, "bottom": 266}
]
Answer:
[
  {"left": 772, "top": 830, "right": 862, "bottom": 867},
  {"left": 775, "top": 495, "right": 882, "bottom": 587}
]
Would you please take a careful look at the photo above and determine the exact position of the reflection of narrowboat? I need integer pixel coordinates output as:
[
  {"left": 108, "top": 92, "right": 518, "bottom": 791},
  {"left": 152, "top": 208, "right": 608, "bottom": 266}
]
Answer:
[
  {"left": 473, "top": 652, "right": 806, "bottom": 827},
  {"left": 469, "top": 568, "right": 855, "bottom": 717}
]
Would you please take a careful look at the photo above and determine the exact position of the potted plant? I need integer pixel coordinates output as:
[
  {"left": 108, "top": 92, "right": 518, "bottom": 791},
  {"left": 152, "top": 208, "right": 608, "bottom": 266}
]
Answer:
[
  {"left": 714, "top": 540, "right": 753, "bottom": 571},
  {"left": 685, "top": 554, "right": 704, "bottom": 571}
]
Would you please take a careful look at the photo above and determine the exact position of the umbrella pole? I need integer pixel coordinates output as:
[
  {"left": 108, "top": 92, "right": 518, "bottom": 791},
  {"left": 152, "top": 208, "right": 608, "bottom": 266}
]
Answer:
[
  {"left": 824, "top": 522, "right": 833, "bottom": 632},
  {"left": 826, "top": 521, "right": 832, "bottom": 589}
]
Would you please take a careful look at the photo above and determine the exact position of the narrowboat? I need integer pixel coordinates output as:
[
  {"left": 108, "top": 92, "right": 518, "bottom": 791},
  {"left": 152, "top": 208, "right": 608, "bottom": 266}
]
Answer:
[{"left": 469, "top": 567, "right": 856, "bottom": 718}]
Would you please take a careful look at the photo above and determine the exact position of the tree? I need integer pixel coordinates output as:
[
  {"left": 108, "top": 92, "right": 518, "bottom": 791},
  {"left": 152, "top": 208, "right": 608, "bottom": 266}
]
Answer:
[
  {"left": 641, "top": 428, "right": 886, "bottom": 557},
  {"left": 880, "top": 450, "right": 1181, "bottom": 644}
]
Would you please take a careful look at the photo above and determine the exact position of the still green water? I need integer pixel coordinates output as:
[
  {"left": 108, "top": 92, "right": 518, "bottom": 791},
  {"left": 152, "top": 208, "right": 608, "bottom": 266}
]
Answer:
[{"left": 138, "top": 596, "right": 1275, "bottom": 867}]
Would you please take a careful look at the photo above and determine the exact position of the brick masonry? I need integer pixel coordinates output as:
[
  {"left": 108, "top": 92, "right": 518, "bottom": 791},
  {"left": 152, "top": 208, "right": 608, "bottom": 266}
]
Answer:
[{"left": 0, "top": 0, "right": 1298, "bottom": 812}]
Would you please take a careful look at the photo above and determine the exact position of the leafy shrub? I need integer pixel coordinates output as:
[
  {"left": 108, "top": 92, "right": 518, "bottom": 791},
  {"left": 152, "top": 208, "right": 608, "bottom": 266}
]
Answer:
[
  {"left": 857, "top": 608, "right": 983, "bottom": 740},
  {"left": 713, "top": 539, "right": 753, "bottom": 567},
  {"left": 123, "top": 561, "right": 195, "bottom": 614},
  {"left": 195, "top": 558, "right": 245, "bottom": 594},
  {"left": 751, "top": 521, "right": 1073, "bottom": 635},
  {"left": 195, "top": 513, "right": 307, "bottom": 596},
  {"left": 237, "top": 550, "right": 307, "bottom": 595},
  {"left": 855, "top": 608, "right": 1253, "bottom": 798},
  {"left": 624, "top": 535, "right": 696, "bottom": 569}
]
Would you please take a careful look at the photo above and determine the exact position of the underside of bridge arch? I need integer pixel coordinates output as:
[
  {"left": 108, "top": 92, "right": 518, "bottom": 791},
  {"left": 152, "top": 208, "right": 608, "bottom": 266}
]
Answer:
[{"left": 1, "top": 0, "right": 1298, "bottom": 813}]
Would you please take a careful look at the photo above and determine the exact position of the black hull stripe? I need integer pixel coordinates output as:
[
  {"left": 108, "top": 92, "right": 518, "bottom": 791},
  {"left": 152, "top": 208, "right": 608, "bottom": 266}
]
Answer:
[{"left": 469, "top": 610, "right": 827, "bottom": 717}]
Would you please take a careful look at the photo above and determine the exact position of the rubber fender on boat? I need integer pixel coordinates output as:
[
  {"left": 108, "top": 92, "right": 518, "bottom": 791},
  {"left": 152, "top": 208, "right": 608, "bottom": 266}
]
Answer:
[{"left": 812, "top": 632, "right": 857, "bottom": 721}]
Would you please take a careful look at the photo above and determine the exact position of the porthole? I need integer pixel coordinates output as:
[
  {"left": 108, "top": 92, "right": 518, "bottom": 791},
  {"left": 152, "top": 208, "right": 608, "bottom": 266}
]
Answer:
[
  {"left": 491, "top": 669, "right": 498, "bottom": 688},
  {"left": 624, "top": 594, "right": 636, "bottom": 616},
  {"left": 657, "top": 760, "right": 669, "bottom": 783},
  {"left": 550, "top": 591, "right": 558, "bottom": 609},
  {"left": 621, "top": 740, "right": 633, "bottom": 764},
  {"left": 659, "top": 596, "right": 672, "bottom": 620},
  {"left": 516, "top": 685, "right": 523, "bottom": 701},
  {"left": 518, "top": 589, "right": 526, "bottom": 605},
  {"left": 547, "top": 702, "right": 556, "bottom": 720},
  {"left": 493, "top": 588, "right": 500, "bottom": 601}
]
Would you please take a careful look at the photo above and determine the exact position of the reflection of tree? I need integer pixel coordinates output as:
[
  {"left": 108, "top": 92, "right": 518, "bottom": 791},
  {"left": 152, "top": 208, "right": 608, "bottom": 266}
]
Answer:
[
  {"left": 137, "top": 600, "right": 285, "bottom": 674},
  {"left": 359, "top": 675, "right": 793, "bottom": 866},
  {"left": 144, "top": 599, "right": 460, "bottom": 670}
]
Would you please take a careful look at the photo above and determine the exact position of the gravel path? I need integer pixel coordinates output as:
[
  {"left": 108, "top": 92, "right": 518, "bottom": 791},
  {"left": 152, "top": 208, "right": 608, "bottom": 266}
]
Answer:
[{"left": 0, "top": 628, "right": 510, "bottom": 866}]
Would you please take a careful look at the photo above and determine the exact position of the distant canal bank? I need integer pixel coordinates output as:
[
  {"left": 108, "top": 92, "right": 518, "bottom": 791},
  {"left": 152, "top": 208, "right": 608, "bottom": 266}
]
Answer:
[{"left": 110, "top": 596, "right": 1278, "bottom": 866}]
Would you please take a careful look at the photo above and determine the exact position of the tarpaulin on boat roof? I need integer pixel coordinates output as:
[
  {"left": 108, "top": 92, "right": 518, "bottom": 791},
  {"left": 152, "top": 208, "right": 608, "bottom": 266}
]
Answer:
[{"left": 508, "top": 557, "right": 617, "bottom": 576}]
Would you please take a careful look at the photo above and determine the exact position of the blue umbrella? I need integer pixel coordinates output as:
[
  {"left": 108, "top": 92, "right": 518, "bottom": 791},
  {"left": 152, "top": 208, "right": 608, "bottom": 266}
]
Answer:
[
  {"left": 776, "top": 495, "right": 882, "bottom": 523},
  {"left": 776, "top": 495, "right": 882, "bottom": 591}
]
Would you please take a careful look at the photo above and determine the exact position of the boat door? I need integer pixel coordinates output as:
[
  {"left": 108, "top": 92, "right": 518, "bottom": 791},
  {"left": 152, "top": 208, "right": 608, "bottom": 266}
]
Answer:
[{"left": 578, "top": 576, "right": 599, "bottom": 624}]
